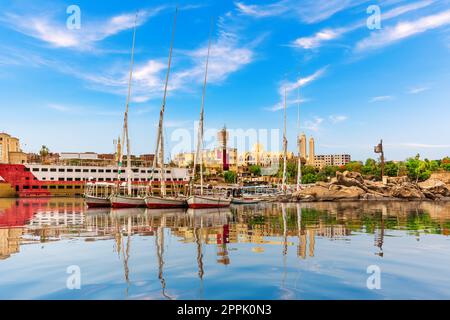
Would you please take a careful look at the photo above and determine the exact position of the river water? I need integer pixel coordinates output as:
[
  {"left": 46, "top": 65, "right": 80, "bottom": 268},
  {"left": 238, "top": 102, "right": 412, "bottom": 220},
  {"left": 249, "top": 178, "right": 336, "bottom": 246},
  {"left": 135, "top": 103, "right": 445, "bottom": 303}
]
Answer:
[{"left": 0, "top": 198, "right": 449, "bottom": 300}]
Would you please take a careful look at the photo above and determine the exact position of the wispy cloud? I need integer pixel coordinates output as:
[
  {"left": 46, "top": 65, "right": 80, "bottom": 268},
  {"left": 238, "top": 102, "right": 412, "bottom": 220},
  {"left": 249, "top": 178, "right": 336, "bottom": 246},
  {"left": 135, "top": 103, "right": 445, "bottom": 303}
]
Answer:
[
  {"left": 408, "top": 85, "right": 430, "bottom": 94},
  {"left": 292, "top": 0, "right": 435, "bottom": 49},
  {"left": 267, "top": 98, "right": 309, "bottom": 112},
  {"left": 50, "top": 10, "right": 260, "bottom": 103},
  {"left": 369, "top": 95, "right": 394, "bottom": 103},
  {"left": 387, "top": 143, "right": 450, "bottom": 148},
  {"left": 0, "top": 7, "right": 165, "bottom": 50},
  {"left": 48, "top": 104, "right": 71, "bottom": 112},
  {"left": 268, "top": 67, "right": 327, "bottom": 112},
  {"left": 302, "top": 117, "right": 324, "bottom": 132},
  {"left": 281, "top": 67, "right": 328, "bottom": 94},
  {"left": 235, "top": 0, "right": 368, "bottom": 24},
  {"left": 47, "top": 103, "right": 122, "bottom": 116},
  {"left": 355, "top": 8, "right": 450, "bottom": 52},
  {"left": 235, "top": 1, "right": 289, "bottom": 18},
  {"left": 329, "top": 115, "right": 348, "bottom": 123}
]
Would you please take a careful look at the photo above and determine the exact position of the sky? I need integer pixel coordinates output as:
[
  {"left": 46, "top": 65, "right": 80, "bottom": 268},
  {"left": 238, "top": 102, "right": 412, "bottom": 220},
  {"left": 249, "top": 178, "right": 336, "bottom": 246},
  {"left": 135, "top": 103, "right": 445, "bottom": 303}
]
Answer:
[{"left": 0, "top": 0, "right": 449, "bottom": 162}]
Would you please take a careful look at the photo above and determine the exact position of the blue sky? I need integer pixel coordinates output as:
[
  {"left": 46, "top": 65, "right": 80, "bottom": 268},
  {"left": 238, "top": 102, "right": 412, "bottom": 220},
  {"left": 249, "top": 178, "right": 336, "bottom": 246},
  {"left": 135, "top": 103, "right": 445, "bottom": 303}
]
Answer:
[{"left": 0, "top": 0, "right": 449, "bottom": 162}]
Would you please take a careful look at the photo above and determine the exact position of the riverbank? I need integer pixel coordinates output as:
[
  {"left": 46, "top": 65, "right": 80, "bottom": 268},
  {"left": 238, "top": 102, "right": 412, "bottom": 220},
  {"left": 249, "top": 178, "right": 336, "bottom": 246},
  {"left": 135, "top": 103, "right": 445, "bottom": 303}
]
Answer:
[{"left": 285, "top": 171, "right": 450, "bottom": 202}]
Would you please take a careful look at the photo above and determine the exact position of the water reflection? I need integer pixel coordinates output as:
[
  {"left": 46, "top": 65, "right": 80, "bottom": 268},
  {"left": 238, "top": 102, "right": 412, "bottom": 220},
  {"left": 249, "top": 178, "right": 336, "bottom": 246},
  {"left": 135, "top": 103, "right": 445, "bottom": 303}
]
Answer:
[{"left": 1, "top": 198, "right": 450, "bottom": 299}]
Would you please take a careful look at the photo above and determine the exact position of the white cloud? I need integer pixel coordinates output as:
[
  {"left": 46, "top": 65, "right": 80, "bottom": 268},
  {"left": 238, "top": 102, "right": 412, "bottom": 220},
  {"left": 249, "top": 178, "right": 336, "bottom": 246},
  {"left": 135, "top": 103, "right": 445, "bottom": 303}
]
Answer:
[
  {"left": 0, "top": 7, "right": 164, "bottom": 50},
  {"left": 235, "top": 0, "right": 368, "bottom": 24},
  {"left": 268, "top": 67, "right": 326, "bottom": 112},
  {"left": 408, "top": 86, "right": 430, "bottom": 94},
  {"left": 292, "top": 0, "right": 435, "bottom": 49},
  {"left": 235, "top": 1, "right": 289, "bottom": 18},
  {"left": 369, "top": 95, "right": 394, "bottom": 102},
  {"left": 387, "top": 143, "right": 450, "bottom": 148},
  {"left": 302, "top": 117, "right": 324, "bottom": 132},
  {"left": 48, "top": 104, "right": 71, "bottom": 112},
  {"left": 356, "top": 9, "right": 450, "bottom": 52},
  {"left": 52, "top": 11, "right": 258, "bottom": 104},
  {"left": 281, "top": 67, "right": 328, "bottom": 94},
  {"left": 329, "top": 115, "right": 348, "bottom": 123},
  {"left": 267, "top": 98, "right": 309, "bottom": 112}
]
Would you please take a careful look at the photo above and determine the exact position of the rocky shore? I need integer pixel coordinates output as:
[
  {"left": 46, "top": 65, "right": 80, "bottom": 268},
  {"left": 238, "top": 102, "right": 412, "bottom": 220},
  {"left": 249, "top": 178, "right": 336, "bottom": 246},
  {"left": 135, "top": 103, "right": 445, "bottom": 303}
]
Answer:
[{"left": 289, "top": 171, "right": 450, "bottom": 202}]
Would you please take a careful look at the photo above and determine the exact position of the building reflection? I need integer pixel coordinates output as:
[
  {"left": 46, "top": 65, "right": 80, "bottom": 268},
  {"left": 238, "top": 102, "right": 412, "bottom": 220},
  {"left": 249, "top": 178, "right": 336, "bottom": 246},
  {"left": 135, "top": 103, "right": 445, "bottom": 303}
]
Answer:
[{"left": 1, "top": 199, "right": 450, "bottom": 265}]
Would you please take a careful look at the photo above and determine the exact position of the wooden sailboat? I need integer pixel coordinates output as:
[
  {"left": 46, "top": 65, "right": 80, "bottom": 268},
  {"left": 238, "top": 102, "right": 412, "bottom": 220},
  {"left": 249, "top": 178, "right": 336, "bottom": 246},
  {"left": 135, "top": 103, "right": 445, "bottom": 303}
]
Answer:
[
  {"left": 110, "top": 13, "right": 146, "bottom": 208},
  {"left": 187, "top": 21, "right": 231, "bottom": 209},
  {"left": 84, "top": 182, "right": 115, "bottom": 208},
  {"left": 145, "top": 8, "right": 187, "bottom": 209}
]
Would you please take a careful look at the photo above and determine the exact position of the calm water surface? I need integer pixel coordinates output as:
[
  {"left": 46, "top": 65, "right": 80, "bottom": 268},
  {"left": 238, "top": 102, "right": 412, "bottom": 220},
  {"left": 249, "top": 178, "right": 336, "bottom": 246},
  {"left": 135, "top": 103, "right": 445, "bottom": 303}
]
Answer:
[{"left": 1, "top": 198, "right": 450, "bottom": 300}]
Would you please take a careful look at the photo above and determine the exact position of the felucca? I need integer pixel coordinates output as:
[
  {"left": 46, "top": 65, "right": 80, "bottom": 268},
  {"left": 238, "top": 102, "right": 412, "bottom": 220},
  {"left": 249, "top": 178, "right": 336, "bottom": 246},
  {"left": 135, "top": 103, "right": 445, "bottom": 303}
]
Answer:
[
  {"left": 145, "top": 8, "right": 187, "bottom": 209},
  {"left": 110, "top": 13, "right": 147, "bottom": 208},
  {"left": 187, "top": 20, "right": 231, "bottom": 209}
]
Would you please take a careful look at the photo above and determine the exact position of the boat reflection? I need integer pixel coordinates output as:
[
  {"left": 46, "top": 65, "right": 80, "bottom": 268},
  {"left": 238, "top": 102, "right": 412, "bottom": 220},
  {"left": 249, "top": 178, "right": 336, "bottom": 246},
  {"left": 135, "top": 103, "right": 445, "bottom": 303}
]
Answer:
[{"left": 1, "top": 198, "right": 450, "bottom": 267}]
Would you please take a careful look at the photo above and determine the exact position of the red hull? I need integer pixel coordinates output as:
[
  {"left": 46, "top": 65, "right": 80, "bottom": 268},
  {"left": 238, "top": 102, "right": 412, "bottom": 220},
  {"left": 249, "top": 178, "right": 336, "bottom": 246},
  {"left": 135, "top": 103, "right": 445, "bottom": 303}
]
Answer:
[
  {"left": 146, "top": 203, "right": 186, "bottom": 209},
  {"left": 188, "top": 203, "right": 231, "bottom": 209},
  {"left": 111, "top": 203, "right": 143, "bottom": 209},
  {"left": 86, "top": 202, "right": 110, "bottom": 208}
]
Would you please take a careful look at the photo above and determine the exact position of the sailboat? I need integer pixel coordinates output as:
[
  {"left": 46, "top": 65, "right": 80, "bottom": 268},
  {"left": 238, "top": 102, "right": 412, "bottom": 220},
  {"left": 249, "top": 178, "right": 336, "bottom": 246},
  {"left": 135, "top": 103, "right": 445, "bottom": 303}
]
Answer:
[
  {"left": 110, "top": 13, "right": 147, "bottom": 208},
  {"left": 187, "top": 21, "right": 231, "bottom": 209},
  {"left": 145, "top": 8, "right": 187, "bottom": 209}
]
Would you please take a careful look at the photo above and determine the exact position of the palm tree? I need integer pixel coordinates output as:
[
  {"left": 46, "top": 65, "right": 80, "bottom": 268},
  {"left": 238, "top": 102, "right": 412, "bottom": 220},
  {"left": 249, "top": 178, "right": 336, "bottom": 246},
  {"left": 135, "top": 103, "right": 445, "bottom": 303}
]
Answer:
[{"left": 40, "top": 145, "right": 49, "bottom": 163}]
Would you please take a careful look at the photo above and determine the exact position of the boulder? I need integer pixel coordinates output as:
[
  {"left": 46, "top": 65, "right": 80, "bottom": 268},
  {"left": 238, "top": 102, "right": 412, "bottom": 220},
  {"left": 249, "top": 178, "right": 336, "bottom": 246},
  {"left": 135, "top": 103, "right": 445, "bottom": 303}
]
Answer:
[
  {"left": 391, "top": 183, "right": 425, "bottom": 200},
  {"left": 334, "top": 171, "right": 369, "bottom": 192},
  {"left": 418, "top": 179, "right": 450, "bottom": 197},
  {"left": 386, "top": 176, "right": 409, "bottom": 185},
  {"left": 297, "top": 185, "right": 365, "bottom": 201},
  {"left": 360, "top": 193, "right": 389, "bottom": 201}
]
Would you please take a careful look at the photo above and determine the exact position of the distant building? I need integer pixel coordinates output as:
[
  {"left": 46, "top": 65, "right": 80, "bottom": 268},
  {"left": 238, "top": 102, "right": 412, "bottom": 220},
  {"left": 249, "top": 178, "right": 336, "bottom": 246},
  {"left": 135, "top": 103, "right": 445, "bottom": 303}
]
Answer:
[
  {"left": 217, "top": 126, "right": 229, "bottom": 171},
  {"left": 238, "top": 143, "right": 294, "bottom": 168},
  {"left": 308, "top": 137, "right": 315, "bottom": 165},
  {"left": 60, "top": 152, "right": 99, "bottom": 161},
  {"left": 0, "top": 133, "right": 27, "bottom": 164},
  {"left": 173, "top": 127, "right": 237, "bottom": 171},
  {"left": 313, "top": 154, "right": 351, "bottom": 168},
  {"left": 173, "top": 148, "right": 238, "bottom": 170},
  {"left": 299, "top": 133, "right": 307, "bottom": 160}
]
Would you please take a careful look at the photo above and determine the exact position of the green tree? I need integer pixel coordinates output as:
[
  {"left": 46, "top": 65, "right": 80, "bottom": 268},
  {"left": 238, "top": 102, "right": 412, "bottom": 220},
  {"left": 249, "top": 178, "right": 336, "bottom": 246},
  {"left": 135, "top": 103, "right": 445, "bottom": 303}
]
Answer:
[
  {"left": 249, "top": 165, "right": 261, "bottom": 176},
  {"left": 302, "top": 173, "right": 317, "bottom": 184},
  {"left": 320, "top": 165, "right": 339, "bottom": 178},
  {"left": 361, "top": 158, "right": 378, "bottom": 176},
  {"left": 224, "top": 171, "right": 237, "bottom": 183},
  {"left": 405, "top": 157, "right": 431, "bottom": 182},
  {"left": 302, "top": 165, "right": 317, "bottom": 175},
  {"left": 384, "top": 161, "right": 399, "bottom": 177},
  {"left": 39, "top": 145, "right": 49, "bottom": 163},
  {"left": 345, "top": 161, "right": 363, "bottom": 173}
]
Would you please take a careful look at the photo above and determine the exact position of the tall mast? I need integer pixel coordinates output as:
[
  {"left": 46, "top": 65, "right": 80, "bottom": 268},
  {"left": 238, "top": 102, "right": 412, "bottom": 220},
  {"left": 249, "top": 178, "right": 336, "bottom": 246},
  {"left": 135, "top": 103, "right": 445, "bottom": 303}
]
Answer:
[
  {"left": 296, "top": 85, "right": 302, "bottom": 191},
  {"left": 118, "top": 12, "right": 138, "bottom": 196},
  {"left": 282, "top": 88, "right": 288, "bottom": 193},
  {"left": 151, "top": 7, "right": 178, "bottom": 197},
  {"left": 193, "top": 19, "right": 213, "bottom": 196}
]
